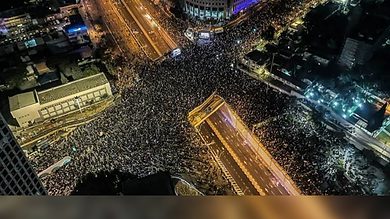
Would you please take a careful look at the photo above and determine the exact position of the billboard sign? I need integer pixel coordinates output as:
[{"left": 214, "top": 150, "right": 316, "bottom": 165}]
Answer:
[{"left": 199, "top": 31, "right": 210, "bottom": 40}]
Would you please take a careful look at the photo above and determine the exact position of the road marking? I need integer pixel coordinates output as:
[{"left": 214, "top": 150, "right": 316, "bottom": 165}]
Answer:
[
  {"left": 189, "top": 94, "right": 301, "bottom": 195},
  {"left": 195, "top": 127, "right": 244, "bottom": 195}
]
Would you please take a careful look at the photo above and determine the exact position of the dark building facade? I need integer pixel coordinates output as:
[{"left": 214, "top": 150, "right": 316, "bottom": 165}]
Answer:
[{"left": 0, "top": 113, "right": 46, "bottom": 195}]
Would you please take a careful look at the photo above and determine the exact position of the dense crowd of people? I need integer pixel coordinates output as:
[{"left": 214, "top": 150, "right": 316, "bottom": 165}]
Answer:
[
  {"left": 254, "top": 104, "right": 386, "bottom": 195},
  {"left": 27, "top": 0, "right": 388, "bottom": 195}
]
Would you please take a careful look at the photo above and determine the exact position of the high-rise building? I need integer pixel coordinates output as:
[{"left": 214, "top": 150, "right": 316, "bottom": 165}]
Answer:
[{"left": 0, "top": 113, "right": 46, "bottom": 195}]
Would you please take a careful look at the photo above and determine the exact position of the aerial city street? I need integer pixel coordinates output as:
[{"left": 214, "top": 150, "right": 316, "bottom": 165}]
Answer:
[{"left": 1, "top": 0, "right": 390, "bottom": 197}]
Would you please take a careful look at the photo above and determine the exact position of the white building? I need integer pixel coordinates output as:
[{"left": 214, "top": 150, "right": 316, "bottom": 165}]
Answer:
[{"left": 9, "top": 73, "right": 112, "bottom": 127}]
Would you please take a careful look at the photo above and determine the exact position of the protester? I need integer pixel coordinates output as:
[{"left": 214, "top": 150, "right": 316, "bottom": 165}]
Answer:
[{"left": 29, "top": 0, "right": 384, "bottom": 195}]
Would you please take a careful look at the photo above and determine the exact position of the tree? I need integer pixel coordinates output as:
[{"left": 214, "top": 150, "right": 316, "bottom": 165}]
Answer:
[
  {"left": 263, "top": 26, "right": 276, "bottom": 41},
  {"left": 362, "top": 149, "right": 376, "bottom": 164},
  {"left": 83, "top": 64, "right": 100, "bottom": 77}
]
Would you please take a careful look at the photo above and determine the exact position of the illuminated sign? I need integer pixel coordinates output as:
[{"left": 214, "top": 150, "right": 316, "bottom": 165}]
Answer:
[
  {"left": 233, "top": 0, "right": 260, "bottom": 15},
  {"left": 0, "top": 19, "right": 8, "bottom": 35},
  {"left": 67, "top": 25, "right": 88, "bottom": 34},
  {"left": 171, "top": 48, "right": 181, "bottom": 57},
  {"left": 24, "top": 39, "right": 37, "bottom": 48},
  {"left": 199, "top": 32, "right": 210, "bottom": 39}
]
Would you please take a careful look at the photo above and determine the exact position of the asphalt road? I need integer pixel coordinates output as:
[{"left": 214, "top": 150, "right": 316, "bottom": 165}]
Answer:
[
  {"left": 108, "top": 0, "right": 160, "bottom": 59},
  {"left": 206, "top": 103, "right": 292, "bottom": 195},
  {"left": 198, "top": 122, "right": 259, "bottom": 195},
  {"left": 350, "top": 128, "right": 390, "bottom": 162},
  {"left": 95, "top": 0, "right": 141, "bottom": 57},
  {"left": 120, "top": 0, "right": 176, "bottom": 60}
]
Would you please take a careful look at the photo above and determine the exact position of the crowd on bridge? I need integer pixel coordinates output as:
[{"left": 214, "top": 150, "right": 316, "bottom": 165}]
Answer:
[{"left": 27, "top": 0, "right": 387, "bottom": 195}]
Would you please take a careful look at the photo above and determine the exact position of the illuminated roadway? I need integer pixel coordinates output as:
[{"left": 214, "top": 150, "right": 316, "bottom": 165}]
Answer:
[
  {"left": 93, "top": 0, "right": 142, "bottom": 57},
  {"left": 114, "top": 0, "right": 160, "bottom": 60},
  {"left": 117, "top": 0, "right": 177, "bottom": 60},
  {"left": 107, "top": 0, "right": 158, "bottom": 58},
  {"left": 207, "top": 104, "right": 293, "bottom": 195},
  {"left": 198, "top": 122, "right": 259, "bottom": 195},
  {"left": 189, "top": 94, "right": 301, "bottom": 195},
  {"left": 94, "top": 0, "right": 177, "bottom": 60}
]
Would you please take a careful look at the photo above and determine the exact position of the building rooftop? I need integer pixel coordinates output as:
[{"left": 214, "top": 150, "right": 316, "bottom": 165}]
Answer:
[
  {"left": 70, "top": 170, "right": 175, "bottom": 195},
  {"left": 271, "top": 68, "right": 308, "bottom": 90},
  {"left": 353, "top": 102, "right": 380, "bottom": 122},
  {"left": 0, "top": 8, "right": 26, "bottom": 19},
  {"left": 35, "top": 61, "right": 51, "bottom": 75},
  {"left": 121, "top": 171, "right": 175, "bottom": 195},
  {"left": 245, "top": 50, "right": 269, "bottom": 65},
  {"left": 37, "top": 73, "right": 108, "bottom": 104},
  {"left": 339, "top": 38, "right": 372, "bottom": 68},
  {"left": 58, "top": 0, "right": 80, "bottom": 7},
  {"left": 9, "top": 91, "right": 38, "bottom": 111}
]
